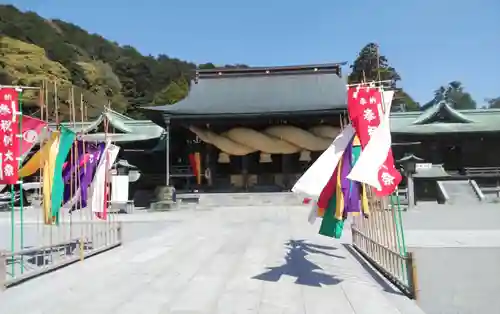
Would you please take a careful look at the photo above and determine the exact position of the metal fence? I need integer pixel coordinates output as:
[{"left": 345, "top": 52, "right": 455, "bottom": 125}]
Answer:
[
  {"left": 1, "top": 218, "right": 122, "bottom": 289},
  {"left": 351, "top": 187, "right": 417, "bottom": 299}
]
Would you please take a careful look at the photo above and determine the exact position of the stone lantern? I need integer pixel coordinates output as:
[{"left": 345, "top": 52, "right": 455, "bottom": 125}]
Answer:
[{"left": 397, "top": 153, "right": 424, "bottom": 209}]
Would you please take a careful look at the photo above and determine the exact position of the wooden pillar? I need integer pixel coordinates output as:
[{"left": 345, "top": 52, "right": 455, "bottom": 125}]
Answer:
[
  {"left": 195, "top": 145, "right": 202, "bottom": 191},
  {"left": 455, "top": 133, "right": 464, "bottom": 172},
  {"left": 165, "top": 119, "right": 170, "bottom": 186},
  {"left": 407, "top": 173, "right": 415, "bottom": 209},
  {"left": 242, "top": 155, "right": 249, "bottom": 192},
  {"left": 282, "top": 154, "right": 290, "bottom": 191},
  {"left": 205, "top": 144, "right": 216, "bottom": 189},
  {"left": 430, "top": 140, "right": 440, "bottom": 165}
]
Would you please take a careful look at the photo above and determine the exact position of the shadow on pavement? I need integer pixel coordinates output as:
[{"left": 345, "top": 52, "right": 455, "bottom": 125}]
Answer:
[{"left": 253, "top": 239, "right": 344, "bottom": 287}]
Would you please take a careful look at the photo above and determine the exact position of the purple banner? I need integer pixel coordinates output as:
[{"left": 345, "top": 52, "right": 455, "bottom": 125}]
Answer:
[{"left": 63, "top": 142, "right": 105, "bottom": 210}]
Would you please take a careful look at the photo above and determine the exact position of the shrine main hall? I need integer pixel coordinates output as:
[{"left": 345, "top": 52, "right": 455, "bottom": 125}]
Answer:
[{"left": 139, "top": 64, "right": 500, "bottom": 192}]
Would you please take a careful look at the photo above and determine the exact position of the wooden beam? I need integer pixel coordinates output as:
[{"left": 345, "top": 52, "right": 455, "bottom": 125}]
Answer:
[{"left": 196, "top": 63, "right": 347, "bottom": 79}]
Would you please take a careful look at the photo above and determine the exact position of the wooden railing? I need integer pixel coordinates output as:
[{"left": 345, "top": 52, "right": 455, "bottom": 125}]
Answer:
[
  {"left": 170, "top": 165, "right": 195, "bottom": 178},
  {"left": 464, "top": 167, "right": 500, "bottom": 177},
  {"left": 351, "top": 189, "right": 417, "bottom": 299},
  {"left": 481, "top": 186, "right": 500, "bottom": 198}
]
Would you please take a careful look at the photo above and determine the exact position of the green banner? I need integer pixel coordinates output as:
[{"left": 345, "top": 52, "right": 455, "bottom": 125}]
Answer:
[{"left": 50, "top": 126, "right": 76, "bottom": 220}]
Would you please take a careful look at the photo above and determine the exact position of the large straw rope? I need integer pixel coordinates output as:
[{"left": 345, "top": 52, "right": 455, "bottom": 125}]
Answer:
[{"left": 189, "top": 125, "right": 341, "bottom": 163}]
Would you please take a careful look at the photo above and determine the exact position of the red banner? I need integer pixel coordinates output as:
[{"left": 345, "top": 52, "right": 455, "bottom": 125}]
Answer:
[
  {"left": 375, "top": 154, "right": 401, "bottom": 196},
  {"left": 348, "top": 86, "right": 382, "bottom": 147},
  {"left": 0, "top": 88, "right": 20, "bottom": 184},
  {"left": 21, "top": 116, "right": 47, "bottom": 156},
  {"left": 347, "top": 86, "right": 401, "bottom": 196}
]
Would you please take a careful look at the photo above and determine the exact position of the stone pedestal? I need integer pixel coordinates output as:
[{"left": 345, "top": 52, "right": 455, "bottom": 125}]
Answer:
[{"left": 149, "top": 186, "right": 177, "bottom": 211}]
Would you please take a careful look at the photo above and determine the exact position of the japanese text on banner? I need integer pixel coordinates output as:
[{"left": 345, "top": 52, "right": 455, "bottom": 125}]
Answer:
[
  {"left": 347, "top": 86, "right": 401, "bottom": 196},
  {"left": 0, "top": 88, "right": 20, "bottom": 184},
  {"left": 347, "top": 86, "right": 382, "bottom": 147}
]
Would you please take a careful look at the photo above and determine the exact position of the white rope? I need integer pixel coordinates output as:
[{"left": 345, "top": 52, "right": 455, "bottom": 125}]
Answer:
[{"left": 189, "top": 125, "right": 341, "bottom": 163}]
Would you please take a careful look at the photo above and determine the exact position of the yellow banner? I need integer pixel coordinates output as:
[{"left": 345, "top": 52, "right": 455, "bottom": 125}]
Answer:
[
  {"left": 42, "top": 134, "right": 60, "bottom": 224},
  {"left": 19, "top": 132, "right": 59, "bottom": 177}
]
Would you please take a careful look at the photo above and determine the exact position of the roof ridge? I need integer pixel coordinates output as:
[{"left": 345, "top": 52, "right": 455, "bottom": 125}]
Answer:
[
  {"left": 196, "top": 63, "right": 346, "bottom": 79},
  {"left": 412, "top": 100, "right": 475, "bottom": 125}
]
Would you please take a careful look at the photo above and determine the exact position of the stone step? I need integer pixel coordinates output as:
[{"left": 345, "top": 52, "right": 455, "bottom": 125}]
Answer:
[{"left": 189, "top": 192, "right": 303, "bottom": 207}]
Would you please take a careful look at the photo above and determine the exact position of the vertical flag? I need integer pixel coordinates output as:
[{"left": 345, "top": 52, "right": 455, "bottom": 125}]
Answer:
[
  {"left": 0, "top": 88, "right": 20, "bottom": 185},
  {"left": 19, "top": 132, "right": 59, "bottom": 177},
  {"left": 318, "top": 137, "right": 365, "bottom": 238},
  {"left": 194, "top": 152, "right": 201, "bottom": 185},
  {"left": 292, "top": 125, "right": 355, "bottom": 198},
  {"left": 90, "top": 143, "right": 119, "bottom": 220},
  {"left": 0, "top": 112, "right": 46, "bottom": 191},
  {"left": 64, "top": 143, "right": 105, "bottom": 211},
  {"left": 318, "top": 149, "right": 346, "bottom": 239},
  {"left": 80, "top": 143, "right": 105, "bottom": 208},
  {"left": 42, "top": 134, "right": 60, "bottom": 224},
  {"left": 346, "top": 87, "right": 401, "bottom": 196},
  {"left": 188, "top": 152, "right": 202, "bottom": 185},
  {"left": 20, "top": 116, "right": 47, "bottom": 157},
  {"left": 345, "top": 140, "right": 363, "bottom": 216},
  {"left": 62, "top": 142, "right": 102, "bottom": 208},
  {"left": 50, "top": 126, "right": 76, "bottom": 221},
  {"left": 293, "top": 126, "right": 355, "bottom": 226}
]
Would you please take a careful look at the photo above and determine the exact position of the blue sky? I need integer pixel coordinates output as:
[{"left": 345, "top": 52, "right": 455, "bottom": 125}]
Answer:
[{"left": 6, "top": 0, "right": 500, "bottom": 106}]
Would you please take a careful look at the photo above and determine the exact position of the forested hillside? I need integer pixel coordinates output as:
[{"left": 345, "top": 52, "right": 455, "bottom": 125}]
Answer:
[{"left": 0, "top": 5, "right": 228, "bottom": 119}]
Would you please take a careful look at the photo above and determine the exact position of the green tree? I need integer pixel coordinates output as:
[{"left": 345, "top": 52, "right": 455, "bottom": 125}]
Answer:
[
  {"left": 198, "top": 63, "right": 216, "bottom": 69},
  {"left": 348, "top": 43, "right": 420, "bottom": 111},
  {"left": 348, "top": 43, "right": 400, "bottom": 88},
  {"left": 393, "top": 90, "right": 420, "bottom": 112},
  {"left": 422, "top": 81, "right": 477, "bottom": 110},
  {"left": 0, "top": 4, "right": 198, "bottom": 116},
  {"left": 152, "top": 76, "right": 189, "bottom": 105},
  {"left": 0, "top": 4, "right": 251, "bottom": 118},
  {"left": 486, "top": 97, "right": 500, "bottom": 109}
]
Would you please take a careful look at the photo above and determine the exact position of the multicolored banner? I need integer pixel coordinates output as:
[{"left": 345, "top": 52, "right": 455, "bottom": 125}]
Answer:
[{"left": 292, "top": 84, "right": 402, "bottom": 239}]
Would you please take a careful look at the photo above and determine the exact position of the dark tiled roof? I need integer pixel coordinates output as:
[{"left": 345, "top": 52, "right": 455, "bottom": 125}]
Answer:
[{"left": 144, "top": 65, "right": 347, "bottom": 118}]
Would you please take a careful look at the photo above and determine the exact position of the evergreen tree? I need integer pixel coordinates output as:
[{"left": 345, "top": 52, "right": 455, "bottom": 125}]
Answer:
[{"left": 348, "top": 43, "right": 420, "bottom": 111}]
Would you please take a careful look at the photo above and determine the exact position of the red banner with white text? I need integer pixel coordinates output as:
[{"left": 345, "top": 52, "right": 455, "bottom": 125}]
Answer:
[
  {"left": 0, "top": 88, "right": 20, "bottom": 184},
  {"left": 347, "top": 86, "right": 401, "bottom": 196}
]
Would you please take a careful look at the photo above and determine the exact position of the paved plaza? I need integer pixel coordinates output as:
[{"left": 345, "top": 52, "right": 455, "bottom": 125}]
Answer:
[
  {"left": 402, "top": 203, "right": 500, "bottom": 314},
  {"left": 0, "top": 205, "right": 423, "bottom": 314}
]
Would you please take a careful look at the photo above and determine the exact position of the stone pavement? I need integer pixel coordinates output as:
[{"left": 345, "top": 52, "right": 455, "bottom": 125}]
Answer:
[
  {"left": 0, "top": 205, "right": 424, "bottom": 314},
  {"left": 402, "top": 204, "right": 500, "bottom": 314}
]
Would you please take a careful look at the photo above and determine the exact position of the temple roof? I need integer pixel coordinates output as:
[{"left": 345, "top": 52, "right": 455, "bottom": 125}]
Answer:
[
  {"left": 134, "top": 63, "right": 500, "bottom": 134},
  {"left": 143, "top": 63, "right": 347, "bottom": 119},
  {"left": 74, "top": 104, "right": 500, "bottom": 138},
  {"left": 137, "top": 97, "right": 500, "bottom": 135},
  {"left": 390, "top": 101, "right": 500, "bottom": 134},
  {"left": 52, "top": 109, "right": 164, "bottom": 142}
]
